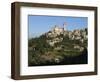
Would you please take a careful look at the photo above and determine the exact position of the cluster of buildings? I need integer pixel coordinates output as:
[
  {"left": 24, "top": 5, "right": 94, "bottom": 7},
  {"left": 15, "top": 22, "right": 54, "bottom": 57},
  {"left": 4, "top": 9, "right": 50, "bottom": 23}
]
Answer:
[
  {"left": 46, "top": 23, "right": 66, "bottom": 46},
  {"left": 46, "top": 23, "right": 87, "bottom": 48}
]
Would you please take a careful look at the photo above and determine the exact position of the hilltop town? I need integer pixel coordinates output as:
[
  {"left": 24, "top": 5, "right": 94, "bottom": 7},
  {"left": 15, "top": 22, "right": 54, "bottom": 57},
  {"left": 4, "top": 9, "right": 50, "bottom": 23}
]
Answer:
[
  {"left": 45, "top": 24, "right": 87, "bottom": 49},
  {"left": 28, "top": 23, "right": 88, "bottom": 66}
]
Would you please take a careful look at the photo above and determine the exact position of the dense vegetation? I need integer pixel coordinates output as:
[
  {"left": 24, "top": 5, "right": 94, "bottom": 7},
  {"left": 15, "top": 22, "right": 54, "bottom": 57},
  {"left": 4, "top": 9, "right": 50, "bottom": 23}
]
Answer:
[{"left": 28, "top": 30, "right": 88, "bottom": 66}]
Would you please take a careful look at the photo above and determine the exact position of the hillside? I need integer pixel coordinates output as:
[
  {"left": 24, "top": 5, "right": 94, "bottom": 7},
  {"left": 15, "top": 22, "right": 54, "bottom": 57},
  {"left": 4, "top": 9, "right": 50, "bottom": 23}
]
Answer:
[{"left": 28, "top": 26, "right": 88, "bottom": 66}]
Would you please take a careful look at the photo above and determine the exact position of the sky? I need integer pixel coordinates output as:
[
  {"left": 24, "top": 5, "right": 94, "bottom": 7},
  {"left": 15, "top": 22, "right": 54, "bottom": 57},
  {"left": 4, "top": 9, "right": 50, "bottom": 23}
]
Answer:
[{"left": 28, "top": 15, "right": 88, "bottom": 38}]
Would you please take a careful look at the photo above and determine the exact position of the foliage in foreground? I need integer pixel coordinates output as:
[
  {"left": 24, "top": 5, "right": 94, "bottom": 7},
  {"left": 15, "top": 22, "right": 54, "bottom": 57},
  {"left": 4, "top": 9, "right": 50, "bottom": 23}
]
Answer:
[{"left": 28, "top": 31, "right": 88, "bottom": 66}]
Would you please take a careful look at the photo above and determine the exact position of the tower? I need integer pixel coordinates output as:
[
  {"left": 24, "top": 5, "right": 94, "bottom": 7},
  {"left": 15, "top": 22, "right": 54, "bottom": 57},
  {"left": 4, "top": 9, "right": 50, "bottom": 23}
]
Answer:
[{"left": 63, "top": 22, "right": 67, "bottom": 30}]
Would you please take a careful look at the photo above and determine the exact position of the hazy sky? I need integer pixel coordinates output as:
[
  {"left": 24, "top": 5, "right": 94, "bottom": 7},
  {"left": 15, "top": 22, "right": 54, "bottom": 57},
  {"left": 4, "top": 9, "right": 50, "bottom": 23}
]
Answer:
[{"left": 28, "top": 15, "right": 88, "bottom": 38}]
